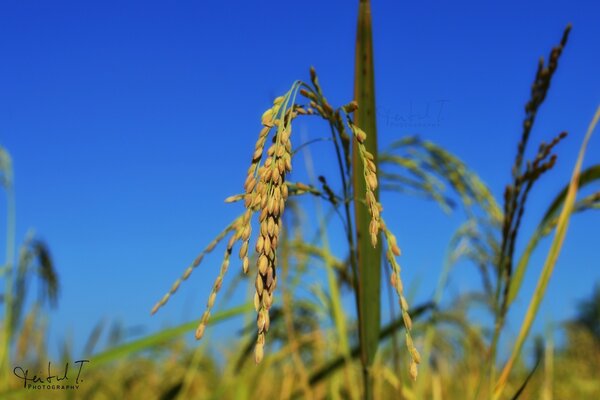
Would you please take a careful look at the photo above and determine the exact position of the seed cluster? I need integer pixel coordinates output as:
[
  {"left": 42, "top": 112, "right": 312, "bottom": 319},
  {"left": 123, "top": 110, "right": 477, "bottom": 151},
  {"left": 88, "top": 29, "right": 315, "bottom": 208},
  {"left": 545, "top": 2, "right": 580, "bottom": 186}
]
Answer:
[
  {"left": 350, "top": 121, "right": 421, "bottom": 380},
  {"left": 152, "top": 77, "right": 420, "bottom": 379},
  {"left": 349, "top": 123, "right": 381, "bottom": 247},
  {"left": 381, "top": 220, "right": 421, "bottom": 380},
  {"left": 194, "top": 215, "right": 250, "bottom": 340},
  {"left": 150, "top": 216, "right": 243, "bottom": 317},
  {"left": 243, "top": 95, "right": 295, "bottom": 363}
]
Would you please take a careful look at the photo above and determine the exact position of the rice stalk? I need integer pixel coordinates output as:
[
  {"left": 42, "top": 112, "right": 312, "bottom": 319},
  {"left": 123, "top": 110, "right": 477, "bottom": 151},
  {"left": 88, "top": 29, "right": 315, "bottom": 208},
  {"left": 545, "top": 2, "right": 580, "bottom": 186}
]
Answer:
[
  {"left": 353, "top": 3, "right": 381, "bottom": 397},
  {"left": 493, "top": 105, "right": 600, "bottom": 399}
]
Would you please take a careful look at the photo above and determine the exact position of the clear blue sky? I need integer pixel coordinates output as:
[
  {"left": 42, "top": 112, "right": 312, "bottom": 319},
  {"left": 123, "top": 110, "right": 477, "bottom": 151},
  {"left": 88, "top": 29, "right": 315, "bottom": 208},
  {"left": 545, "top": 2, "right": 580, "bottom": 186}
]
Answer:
[{"left": 1, "top": 0, "right": 599, "bottom": 359}]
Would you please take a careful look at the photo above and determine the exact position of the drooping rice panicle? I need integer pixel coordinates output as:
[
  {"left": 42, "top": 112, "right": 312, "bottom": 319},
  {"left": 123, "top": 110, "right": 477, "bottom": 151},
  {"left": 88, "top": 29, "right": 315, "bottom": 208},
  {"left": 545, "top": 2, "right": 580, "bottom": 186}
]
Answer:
[
  {"left": 250, "top": 94, "right": 299, "bottom": 363},
  {"left": 349, "top": 118, "right": 420, "bottom": 379},
  {"left": 380, "top": 219, "right": 421, "bottom": 380},
  {"left": 150, "top": 215, "right": 244, "bottom": 316},
  {"left": 348, "top": 122, "right": 381, "bottom": 247}
]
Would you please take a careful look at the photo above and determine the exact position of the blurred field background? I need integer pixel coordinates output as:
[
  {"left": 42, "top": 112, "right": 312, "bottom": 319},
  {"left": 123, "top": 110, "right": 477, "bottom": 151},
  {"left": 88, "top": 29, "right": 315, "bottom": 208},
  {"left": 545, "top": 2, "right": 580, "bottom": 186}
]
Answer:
[{"left": 1, "top": 1, "right": 599, "bottom": 399}]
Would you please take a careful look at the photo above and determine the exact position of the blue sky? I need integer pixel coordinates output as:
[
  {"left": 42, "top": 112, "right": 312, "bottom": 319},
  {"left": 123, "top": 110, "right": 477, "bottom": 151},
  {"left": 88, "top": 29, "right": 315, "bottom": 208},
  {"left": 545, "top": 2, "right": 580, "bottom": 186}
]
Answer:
[{"left": 1, "top": 0, "right": 599, "bottom": 360}]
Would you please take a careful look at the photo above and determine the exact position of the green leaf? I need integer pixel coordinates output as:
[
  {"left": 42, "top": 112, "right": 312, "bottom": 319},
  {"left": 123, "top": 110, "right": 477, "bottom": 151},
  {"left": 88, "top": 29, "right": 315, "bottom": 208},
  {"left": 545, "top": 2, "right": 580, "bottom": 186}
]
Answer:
[
  {"left": 88, "top": 303, "right": 251, "bottom": 369},
  {"left": 353, "top": 1, "right": 381, "bottom": 398}
]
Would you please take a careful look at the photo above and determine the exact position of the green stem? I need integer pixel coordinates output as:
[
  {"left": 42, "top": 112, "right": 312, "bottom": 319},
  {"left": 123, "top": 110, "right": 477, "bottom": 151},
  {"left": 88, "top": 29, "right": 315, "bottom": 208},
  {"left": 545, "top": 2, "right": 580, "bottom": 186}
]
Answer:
[{"left": 354, "top": 1, "right": 381, "bottom": 398}]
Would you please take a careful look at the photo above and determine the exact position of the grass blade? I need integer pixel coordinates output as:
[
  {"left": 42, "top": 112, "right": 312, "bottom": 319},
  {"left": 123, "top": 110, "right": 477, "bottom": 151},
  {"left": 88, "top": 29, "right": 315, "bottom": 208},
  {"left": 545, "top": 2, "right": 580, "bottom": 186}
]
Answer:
[
  {"left": 354, "top": 1, "right": 381, "bottom": 398},
  {"left": 89, "top": 303, "right": 252, "bottom": 369}
]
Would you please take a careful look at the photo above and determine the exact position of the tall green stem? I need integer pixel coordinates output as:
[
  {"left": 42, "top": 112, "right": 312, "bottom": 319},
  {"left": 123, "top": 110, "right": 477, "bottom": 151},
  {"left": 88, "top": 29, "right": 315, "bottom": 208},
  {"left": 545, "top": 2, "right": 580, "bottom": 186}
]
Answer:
[{"left": 354, "top": 1, "right": 381, "bottom": 398}]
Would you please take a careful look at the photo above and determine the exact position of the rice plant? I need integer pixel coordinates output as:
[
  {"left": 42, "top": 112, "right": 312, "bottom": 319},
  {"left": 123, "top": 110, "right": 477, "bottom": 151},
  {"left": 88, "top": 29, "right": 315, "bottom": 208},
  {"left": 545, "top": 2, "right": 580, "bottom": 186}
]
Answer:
[{"left": 2, "top": 2, "right": 599, "bottom": 400}]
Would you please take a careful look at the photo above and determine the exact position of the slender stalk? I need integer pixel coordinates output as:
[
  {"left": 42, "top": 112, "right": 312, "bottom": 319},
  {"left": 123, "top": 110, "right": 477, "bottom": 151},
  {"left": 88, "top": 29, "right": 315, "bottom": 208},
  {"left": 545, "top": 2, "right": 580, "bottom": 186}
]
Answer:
[{"left": 354, "top": 1, "right": 381, "bottom": 398}]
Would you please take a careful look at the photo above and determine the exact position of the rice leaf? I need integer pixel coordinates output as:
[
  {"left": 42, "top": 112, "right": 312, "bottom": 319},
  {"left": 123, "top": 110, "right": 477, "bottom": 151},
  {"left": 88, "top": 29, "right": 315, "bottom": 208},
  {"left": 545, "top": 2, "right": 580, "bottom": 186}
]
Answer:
[{"left": 354, "top": 1, "right": 381, "bottom": 397}]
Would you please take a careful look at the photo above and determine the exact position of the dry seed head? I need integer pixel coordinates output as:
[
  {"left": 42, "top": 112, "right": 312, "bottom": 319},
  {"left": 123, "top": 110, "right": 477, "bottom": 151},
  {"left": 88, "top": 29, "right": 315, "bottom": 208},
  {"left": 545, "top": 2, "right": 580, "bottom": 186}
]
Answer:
[
  {"left": 261, "top": 109, "right": 274, "bottom": 126},
  {"left": 355, "top": 127, "right": 367, "bottom": 143},
  {"left": 244, "top": 194, "right": 252, "bottom": 208},
  {"left": 266, "top": 267, "right": 274, "bottom": 287},
  {"left": 227, "top": 235, "right": 236, "bottom": 251},
  {"left": 409, "top": 360, "right": 418, "bottom": 381},
  {"left": 259, "top": 208, "right": 268, "bottom": 222},
  {"left": 389, "top": 234, "right": 401, "bottom": 256},
  {"left": 214, "top": 276, "right": 223, "bottom": 291},
  {"left": 411, "top": 346, "right": 422, "bottom": 364},
  {"left": 255, "top": 337, "right": 264, "bottom": 364},
  {"left": 258, "top": 255, "right": 268, "bottom": 274},
  {"left": 195, "top": 323, "right": 206, "bottom": 340},
  {"left": 170, "top": 279, "right": 181, "bottom": 294},
  {"left": 267, "top": 217, "right": 275, "bottom": 236},
  {"left": 267, "top": 197, "right": 275, "bottom": 214},
  {"left": 343, "top": 100, "right": 359, "bottom": 113},
  {"left": 300, "top": 88, "right": 317, "bottom": 102},
  {"left": 260, "top": 220, "right": 268, "bottom": 236},
  {"left": 367, "top": 173, "right": 378, "bottom": 191},
  {"left": 366, "top": 158, "right": 377, "bottom": 173},
  {"left": 277, "top": 159, "right": 285, "bottom": 175},
  {"left": 262, "top": 292, "right": 273, "bottom": 309},
  {"left": 225, "top": 194, "right": 243, "bottom": 203},
  {"left": 264, "top": 310, "right": 271, "bottom": 331},
  {"left": 273, "top": 95, "right": 285, "bottom": 106},
  {"left": 278, "top": 198, "right": 285, "bottom": 215},
  {"left": 238, "top": 241, "right": 248, "bottom": 259},
  {"left": 282, "top": 183, "right": 289, "bottom": 199},
  {"left": 252, "top": 148, "right": 262, "bottom": 161},
  {"left": 257, "top": 310, "right": 266, "bottom": 333},
  {"left": 403, "top": 312, "right": 413, "bottom": 331},
  {"left": 151, "top": 216, "right": 242, "bottom": 317},
  {"left": 263, "top": 235, "right": 272, "bottom": 255},
  {"left": 400, "top": 295, "right": 410, "bottom": 312},
  {"left": 256, "top": 235, "right": 264, "bottom": 253},
  {"left": 406, "top": 332, "right": 415, "bottom": 351},
  {"left": 254, "top": 292, "right": 261, "bottom": 311},
  {"left": 246, "top": 88, "right": 296, "bottom": 363},
  {"left": 255, "top": 275, "right": 264, "bottom": 295},
  {"left": 207, "top": 292, "right": 217, "bottom": 308}
]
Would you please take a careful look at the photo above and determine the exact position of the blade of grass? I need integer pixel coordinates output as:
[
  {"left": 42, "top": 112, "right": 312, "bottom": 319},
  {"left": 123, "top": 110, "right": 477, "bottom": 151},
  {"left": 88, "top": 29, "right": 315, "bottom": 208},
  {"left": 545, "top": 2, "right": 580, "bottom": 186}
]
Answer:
[
  {"left": 354, "top": 1, "right": 381, "bottom": 398},
  {"left": 89, "top": 303, "right": 252, "bottom": 369},
  {"left": 494, "top": 105, "right": 600, "bottom": 399}
]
